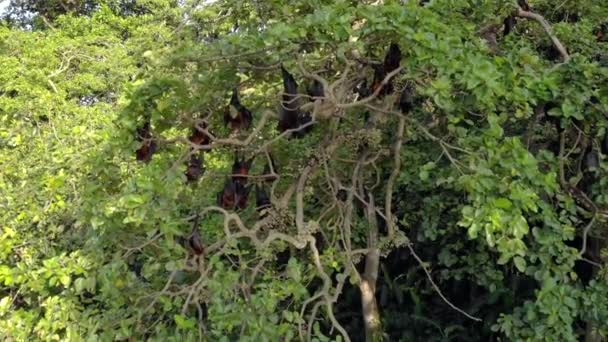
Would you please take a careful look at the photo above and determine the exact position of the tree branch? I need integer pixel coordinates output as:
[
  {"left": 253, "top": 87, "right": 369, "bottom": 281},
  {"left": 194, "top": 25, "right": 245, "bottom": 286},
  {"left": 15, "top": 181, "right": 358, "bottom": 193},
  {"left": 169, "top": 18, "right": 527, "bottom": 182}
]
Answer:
[
  {"left": 516, "top": 7, "right": 570, "bottom": 62},
  {"left": 407, "top": 244, "right": 482, "bottom": 322},
  {"left": 385, "top": 116, "right": 405, "bottom": 239},
  {"left": 360, "top": 194, "right": 382, "bottom": 341}
]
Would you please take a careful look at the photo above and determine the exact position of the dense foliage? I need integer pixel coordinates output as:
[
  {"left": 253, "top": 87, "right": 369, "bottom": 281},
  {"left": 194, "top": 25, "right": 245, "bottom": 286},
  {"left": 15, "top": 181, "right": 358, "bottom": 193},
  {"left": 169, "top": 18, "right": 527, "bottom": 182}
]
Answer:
[{"left": 1, "top": 0, "right": 607, "bottom": 341}]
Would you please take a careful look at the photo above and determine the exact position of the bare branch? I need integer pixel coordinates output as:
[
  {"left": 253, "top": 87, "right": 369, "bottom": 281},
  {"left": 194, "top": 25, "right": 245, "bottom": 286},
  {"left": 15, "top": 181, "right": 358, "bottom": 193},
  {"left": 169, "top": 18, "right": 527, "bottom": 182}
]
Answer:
[
  {"left": 578, "top": 216, "right": 596, "bottom": 259},
  {"left": 336, "top": 66, "right": 404, "bottom": 109},
  {"left": 516, "top": 7, "right": 570, "bottom": 62},
  {"left": 306, "top": 236, "right": 351, "bottom": 342},
  {"left": 407, "top": 244, "right": 483, "bottom": 322},
  {"left": 121, "top": 232, "right": 163, "bottom": 258}
]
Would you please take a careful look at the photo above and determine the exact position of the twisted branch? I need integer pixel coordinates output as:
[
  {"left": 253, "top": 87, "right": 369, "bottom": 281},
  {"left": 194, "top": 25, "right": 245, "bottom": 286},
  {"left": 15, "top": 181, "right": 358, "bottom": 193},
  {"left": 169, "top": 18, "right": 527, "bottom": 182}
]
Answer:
[{"left": 516, "top": 6, "right": 570, "bottom": 62}]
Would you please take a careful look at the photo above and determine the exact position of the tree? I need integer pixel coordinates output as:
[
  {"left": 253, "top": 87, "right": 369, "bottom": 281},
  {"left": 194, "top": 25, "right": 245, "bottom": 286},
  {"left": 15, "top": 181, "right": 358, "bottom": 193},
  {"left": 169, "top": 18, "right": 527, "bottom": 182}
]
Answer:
[
  {"left": 3, "top": 0, "right": 177, "bottom": 28},
  {"left": 1, "top": 0, "right": 607, "bottom": 341}
]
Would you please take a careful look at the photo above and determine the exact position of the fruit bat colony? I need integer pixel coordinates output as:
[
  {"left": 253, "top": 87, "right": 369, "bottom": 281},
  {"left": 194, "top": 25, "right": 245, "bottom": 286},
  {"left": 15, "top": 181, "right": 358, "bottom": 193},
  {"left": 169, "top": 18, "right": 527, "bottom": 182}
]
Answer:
[
  {"left": 131, "top": 29, "right": 606, "bottom": 267},
  {"left": 130, "top": 42, "right": 411, "bottom": 250},
  {"left": 132, "top": 42, "right": 417, "bottom": 256}
]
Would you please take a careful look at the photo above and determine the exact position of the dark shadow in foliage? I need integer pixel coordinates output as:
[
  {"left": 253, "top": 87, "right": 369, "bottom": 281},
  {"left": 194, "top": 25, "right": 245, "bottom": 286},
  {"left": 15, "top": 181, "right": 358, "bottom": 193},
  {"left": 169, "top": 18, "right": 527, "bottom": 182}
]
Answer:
[
  {"left": 601, "top": 131, "right": 608, "bottom": 155},
  {"left": 565, "top": 236, "right": 598, "bottom": 286},
  {"left": 595, "top": 23, "right": 608, "bottom": 42}
]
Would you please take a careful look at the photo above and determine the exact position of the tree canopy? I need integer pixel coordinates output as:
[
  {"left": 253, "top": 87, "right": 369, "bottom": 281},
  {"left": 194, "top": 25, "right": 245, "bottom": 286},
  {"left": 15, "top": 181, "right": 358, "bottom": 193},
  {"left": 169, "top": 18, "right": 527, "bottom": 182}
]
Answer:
[{"left": 1, "top": 0, "right": 607, "bottom": 341}]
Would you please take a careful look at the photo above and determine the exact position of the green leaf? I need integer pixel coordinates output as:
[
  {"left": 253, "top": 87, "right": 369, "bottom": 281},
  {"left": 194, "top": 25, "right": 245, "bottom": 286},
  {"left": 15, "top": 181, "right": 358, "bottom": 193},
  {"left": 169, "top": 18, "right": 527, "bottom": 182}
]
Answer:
[
  {"left": 497, "top": 253, "right": 511, "bottom": 265},
  {"left": 0, "top": 296, "right": 10, "bottom": 313},
  {"left": 74, "top": 278, "right": 85, "bottom": 293},
  {"left": 419, "top": 169, "right": 429, "bottom": 181},
  {"left": 494, "top": 198, "right": 512, "bottom": 209},
  {"left": 121, "top": 194, "right": 146, "bottom": 209},
  {"left": 513, "top": 256, "right": 526, "bottom": 273},
  {"left": 174, "top": 314, "right": 196, "bottom": 330},
  {"left": 563, "top": 296, "right": 577, "bottom": 310}
]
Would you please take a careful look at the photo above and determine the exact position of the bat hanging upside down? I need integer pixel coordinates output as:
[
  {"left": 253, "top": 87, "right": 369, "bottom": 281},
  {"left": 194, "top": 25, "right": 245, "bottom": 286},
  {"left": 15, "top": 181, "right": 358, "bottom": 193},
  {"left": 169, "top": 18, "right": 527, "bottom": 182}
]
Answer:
[
  {"left": 224, "top": 88, "right": 253, "bottom": 131},
  {"left": 135, "top": 120, "right": 157, "bottom": 162}
]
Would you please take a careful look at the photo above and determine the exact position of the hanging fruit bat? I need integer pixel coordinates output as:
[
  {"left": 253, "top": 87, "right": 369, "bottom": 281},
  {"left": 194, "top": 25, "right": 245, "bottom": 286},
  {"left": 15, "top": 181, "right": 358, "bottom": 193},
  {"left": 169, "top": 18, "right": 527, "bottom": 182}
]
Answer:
[
  {"left": 189, "top": 121, "right": 211, "bottom": 146},
  {"left": 292, "top": 112, "right": 313, "bottom": 138},
  {"left": 371, "top": 43, "right": 402, "bottom": 97},
  {"left": 595, "top": 23, "right": 607, "bottom": 42},
  {"left": 278, "top": 66, "right": 314, "bottom": 137},
  {"left": 384, "top": 43, "right": 402, "bottom": 74},
  {"left": 136, "top": 121, "right": 151, "bottom": 142},
  {"left": 235, "top": 182, "right": 251, "bottom": 210},
  {"left": 255, "top": 184, "right": 271, "bottom": 213},
  {"left": 224, "top": 88, "right": 253, "bottom": 131},
  {"left": 601, "top": 131, "right": 608, "bottom": 155},
  {"left": 355, "top": 79, "right": 372, "bottom": 99},
  {"left": 135, "top": 121, "right": 157, "bottom": 162},
  {"left": 503, "top": 15, "right": 516, "bottom": 36},
  {"left": 362, "top": 111, "right": 373, "bottom": 129},
  {"left": 308, "top": 80, "right": 324, "bottom": 100},
  {"left": 187, "top": 215, "right": 205, "bottom": 256},
  {"left": 232, "top": 153, "right": 255, "bottom": 184},
  {"left": 336, "top": 189, "right": 347, "bottom": 202},
  {"left": 216, "top": 177, "right": 251, "bottom": 210},
  {"left": 135, "top": 140, "right": 157, "bottom": 162},
  {"left": 580, "top": 145, "right": 598, "bottom": 195},
  {"left": 504, "top": 0, "right": 531, "bottom": 36},
  {"left": 189, "top": 230, "right": 205, "bottom": 255},
  {"left": 185, "top": 153, "right": 204, "bottom": 182},
  {"left": 216, "top": 178, "right": 237, "bottom": 209},
  {"left": 282, "top": 65, "right": 299, "bottom": 99},
  {"left": 518, "top": 0, "right": 530, "bottom": 11},
  {"left": 278, "top": 65, "right": 301, "bottom": 132},
  {"left": 370, "top": 64, "right": 388, "bottom": 96},
  {"left": 398, "top": 83, "right": 416, "bottom": 113}
]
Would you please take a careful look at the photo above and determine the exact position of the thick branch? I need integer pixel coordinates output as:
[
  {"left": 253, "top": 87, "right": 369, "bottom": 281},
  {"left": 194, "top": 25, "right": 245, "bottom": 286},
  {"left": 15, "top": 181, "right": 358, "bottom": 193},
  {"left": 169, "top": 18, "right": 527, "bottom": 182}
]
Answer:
[
  {"left": 516, "top": 7, "right": 570, "bottom": 62},
  {"left": 360, "top": 195, "right": 382, "bottom": 341}
]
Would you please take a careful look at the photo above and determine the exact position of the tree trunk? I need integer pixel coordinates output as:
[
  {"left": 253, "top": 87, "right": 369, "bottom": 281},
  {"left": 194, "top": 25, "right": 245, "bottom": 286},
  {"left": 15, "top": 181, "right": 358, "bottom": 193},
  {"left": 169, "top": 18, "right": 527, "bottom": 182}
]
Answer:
[
  {"left": 585, "top": 322, "right": 604, "bottom": 342},
  {"left": 584, "top": 237, "right": 605, "bottom": 342},
  {"left": 360, "top": 196, "right": 382, "bottom": 341}
]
